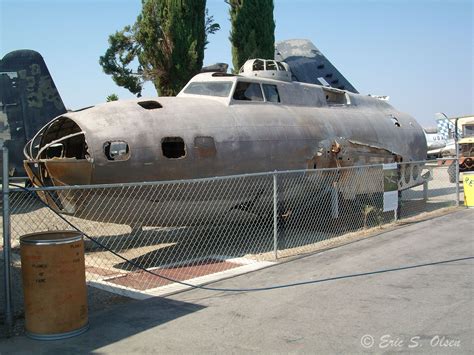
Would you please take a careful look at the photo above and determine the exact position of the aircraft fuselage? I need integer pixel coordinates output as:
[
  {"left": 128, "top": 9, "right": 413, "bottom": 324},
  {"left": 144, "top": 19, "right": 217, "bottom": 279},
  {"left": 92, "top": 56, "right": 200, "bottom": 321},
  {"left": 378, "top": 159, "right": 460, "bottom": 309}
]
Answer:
[
  {"left": 24, "top": 72, "right": 426, "bottom": 186},
  {"left": 23, "top": 70, "right": 427, "bottom": 226}
]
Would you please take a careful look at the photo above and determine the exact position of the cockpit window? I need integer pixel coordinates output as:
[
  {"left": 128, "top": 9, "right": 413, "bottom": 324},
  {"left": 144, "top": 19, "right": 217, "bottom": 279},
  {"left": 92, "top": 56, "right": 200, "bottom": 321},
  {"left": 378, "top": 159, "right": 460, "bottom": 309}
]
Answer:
[
  {"left": 252, "top": 59, "right": 264, "bottom": 71},
  {"left": 277, "top": 62, "right": 286, "bottom": 71},
  {"left": 262, "top": 84, "right": 280, "bottom": 103},
  {"left": 266, "top": 61, "right": 277, "bottom": 71},
  {"left": 233, "top": 82, "right": 264, "bottom": 101},
  {"left": 183, "top": 81, "right": 233, "bottom": 97}
]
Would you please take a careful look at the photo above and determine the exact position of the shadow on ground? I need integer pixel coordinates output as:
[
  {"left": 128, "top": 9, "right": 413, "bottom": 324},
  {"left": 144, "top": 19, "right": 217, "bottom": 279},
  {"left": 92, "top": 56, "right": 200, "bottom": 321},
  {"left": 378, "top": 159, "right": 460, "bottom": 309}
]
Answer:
[{"left": 0, "top": 296, "right": 205, "bottom": 352}]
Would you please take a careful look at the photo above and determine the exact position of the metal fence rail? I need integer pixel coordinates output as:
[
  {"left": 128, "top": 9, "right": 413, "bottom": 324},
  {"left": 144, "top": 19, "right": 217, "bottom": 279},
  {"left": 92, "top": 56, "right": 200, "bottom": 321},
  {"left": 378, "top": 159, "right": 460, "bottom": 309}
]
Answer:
[{"left": 1, "top": 156, "right": 462, "bottom": 335}]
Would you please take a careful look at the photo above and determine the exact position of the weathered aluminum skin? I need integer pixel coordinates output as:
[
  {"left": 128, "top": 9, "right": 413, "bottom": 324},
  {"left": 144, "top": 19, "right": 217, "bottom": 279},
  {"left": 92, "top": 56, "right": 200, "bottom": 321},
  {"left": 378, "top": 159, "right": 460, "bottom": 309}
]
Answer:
[
  {"left": 23, "top": 58, "right": 427, "bottom": 227},
  {"left": 25, "top": 72, "right": 426, "bottom": 184}
]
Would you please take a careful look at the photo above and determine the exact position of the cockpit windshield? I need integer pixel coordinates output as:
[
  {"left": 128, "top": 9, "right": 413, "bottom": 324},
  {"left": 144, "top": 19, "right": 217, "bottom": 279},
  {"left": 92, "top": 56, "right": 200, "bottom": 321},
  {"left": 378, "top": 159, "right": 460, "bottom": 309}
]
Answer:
[{"left": 183, "top": 81, "right": 233, "bottom": 97}]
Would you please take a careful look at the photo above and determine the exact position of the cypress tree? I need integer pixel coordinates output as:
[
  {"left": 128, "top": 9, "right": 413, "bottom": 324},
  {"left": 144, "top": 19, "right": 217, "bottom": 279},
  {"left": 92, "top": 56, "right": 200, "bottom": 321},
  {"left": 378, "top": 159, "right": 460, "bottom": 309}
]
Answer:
[
  {"left": 99, "top": 0, "right": 219, "bottom": 97},
  {"left": 227, "top": 0, "right": 275, "bottom": 72}
]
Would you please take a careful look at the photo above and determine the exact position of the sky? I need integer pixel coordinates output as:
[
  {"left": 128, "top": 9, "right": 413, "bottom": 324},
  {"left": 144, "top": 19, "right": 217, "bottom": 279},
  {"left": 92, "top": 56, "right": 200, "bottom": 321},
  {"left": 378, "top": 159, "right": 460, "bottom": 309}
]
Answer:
[{"left": 1, "top": 0, "right": 473, "bottom": 128}]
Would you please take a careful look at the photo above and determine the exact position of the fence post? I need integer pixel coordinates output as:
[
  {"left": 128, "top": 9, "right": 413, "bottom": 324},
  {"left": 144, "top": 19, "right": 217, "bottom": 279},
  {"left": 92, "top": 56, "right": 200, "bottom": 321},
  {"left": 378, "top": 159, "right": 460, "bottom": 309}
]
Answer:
[
  {"left": 423, "top": 181, "right": 428, "bottom": 202},
  {"left": 2, "top": 147, "right": 13, "bottom": 337},
  {"left": 455, "top": 160, "right": 460, "bottom": 207},
  {"left": 273, "top": 172, "right": 278, "bottom": 260},
  {"left": 395, "top": 164, "right": 402, "bottom": 221},
  {"left": 454, "top": 118, "right": 460, "bottom": 207},
  {"left": 331, "top": 182, "right": 339, "bottom": 219}
]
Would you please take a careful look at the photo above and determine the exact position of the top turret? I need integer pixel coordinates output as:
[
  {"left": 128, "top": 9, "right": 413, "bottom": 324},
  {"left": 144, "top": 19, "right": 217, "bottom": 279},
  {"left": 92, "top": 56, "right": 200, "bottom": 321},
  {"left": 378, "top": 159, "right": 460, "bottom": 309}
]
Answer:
[{"left": 238, "top": 59, "right": 292, "bottom": 82}]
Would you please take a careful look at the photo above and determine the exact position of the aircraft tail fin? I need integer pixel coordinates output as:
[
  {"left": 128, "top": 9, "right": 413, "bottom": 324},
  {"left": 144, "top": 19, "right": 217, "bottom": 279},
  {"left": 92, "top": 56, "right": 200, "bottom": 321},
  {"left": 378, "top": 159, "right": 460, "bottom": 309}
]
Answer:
[
  {"left": 0, "top": 49, "right": 67, "bottom": 176},
  {"left": 435, "top": 112, "right": 461, "bottom": 141},
  {"left": 275, "top": 39, "right": 358, "bottom": 93}
]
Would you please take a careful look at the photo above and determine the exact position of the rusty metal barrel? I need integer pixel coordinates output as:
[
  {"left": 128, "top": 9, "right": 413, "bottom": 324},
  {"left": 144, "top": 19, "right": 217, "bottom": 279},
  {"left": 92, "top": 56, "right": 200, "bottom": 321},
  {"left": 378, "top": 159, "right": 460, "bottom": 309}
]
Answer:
[{"left": 20, "top": 231, "right": 89, "bottom": 340}]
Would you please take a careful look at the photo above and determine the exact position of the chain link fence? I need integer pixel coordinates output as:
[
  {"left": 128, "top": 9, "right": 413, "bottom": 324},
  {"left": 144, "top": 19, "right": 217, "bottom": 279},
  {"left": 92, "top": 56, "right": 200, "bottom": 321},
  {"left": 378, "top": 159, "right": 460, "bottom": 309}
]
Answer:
[
  {"left": 1, "top": 154, "right": 464, "bottom": 337},
  {"left": 2, "top": 158, "right": 462, "bottom": 300}
]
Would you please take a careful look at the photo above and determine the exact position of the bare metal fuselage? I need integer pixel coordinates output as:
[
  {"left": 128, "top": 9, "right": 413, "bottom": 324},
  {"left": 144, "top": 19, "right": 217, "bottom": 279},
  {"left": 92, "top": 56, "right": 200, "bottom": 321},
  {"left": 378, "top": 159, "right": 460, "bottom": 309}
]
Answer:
[{"left": 24, "top": 73, "right": 427, "bottom": 226}]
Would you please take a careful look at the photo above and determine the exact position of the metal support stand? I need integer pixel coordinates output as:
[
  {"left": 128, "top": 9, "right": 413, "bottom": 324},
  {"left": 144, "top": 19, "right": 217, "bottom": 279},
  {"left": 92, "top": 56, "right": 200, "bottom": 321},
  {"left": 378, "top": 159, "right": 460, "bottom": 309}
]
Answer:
[
  {"left": 273, "top": 173, "right": 278, "bottom": 260},
  {"left": 2, "top": 147, "right": 13, "bottom": 337}
]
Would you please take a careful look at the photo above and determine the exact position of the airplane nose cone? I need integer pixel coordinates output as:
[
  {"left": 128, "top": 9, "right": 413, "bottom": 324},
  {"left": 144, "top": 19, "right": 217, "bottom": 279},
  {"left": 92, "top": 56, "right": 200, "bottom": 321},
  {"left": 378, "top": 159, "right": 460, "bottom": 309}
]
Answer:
[{"left": 24, "top": 115, "right": 93, "bottom": 187}]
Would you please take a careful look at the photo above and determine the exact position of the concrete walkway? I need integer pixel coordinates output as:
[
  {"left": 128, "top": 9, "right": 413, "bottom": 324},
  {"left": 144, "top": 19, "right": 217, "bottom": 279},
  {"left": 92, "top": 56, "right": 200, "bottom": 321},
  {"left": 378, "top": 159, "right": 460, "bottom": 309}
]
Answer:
[{"left": 1, "top": 209, "right": 473, "bottom": 354}]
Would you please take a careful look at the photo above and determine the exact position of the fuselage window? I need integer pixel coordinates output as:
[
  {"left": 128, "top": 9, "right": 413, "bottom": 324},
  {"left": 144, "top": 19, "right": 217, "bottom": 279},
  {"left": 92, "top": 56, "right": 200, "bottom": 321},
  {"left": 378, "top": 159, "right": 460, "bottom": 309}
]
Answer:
[
  {"left": 262, "top": 84, "right": 280, "bottom": 103},
  {"left": 162, "top": 137, "right": 186, "bottom": 159},
  {"left": 252, "top": 59, "right": 264, "bottom": 71},
  {"left": 194, "top": 136, "right": 216, "bottom": 158},
  {"left": 104, "top": 141, "right": 130, "bottom": 161},
  {"left": 233, "top": 82, "right": 264, "bottom": 101}
]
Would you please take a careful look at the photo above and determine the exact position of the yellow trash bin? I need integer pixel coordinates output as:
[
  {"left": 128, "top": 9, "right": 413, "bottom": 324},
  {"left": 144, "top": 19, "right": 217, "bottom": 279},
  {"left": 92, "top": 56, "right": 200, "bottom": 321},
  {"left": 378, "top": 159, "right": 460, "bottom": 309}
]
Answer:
[
  {"left": 463, "top": 171, "right": 474, "bottom": 208},
  {"left": 20, "top": 231, "right": 89, "bottom": 340}
]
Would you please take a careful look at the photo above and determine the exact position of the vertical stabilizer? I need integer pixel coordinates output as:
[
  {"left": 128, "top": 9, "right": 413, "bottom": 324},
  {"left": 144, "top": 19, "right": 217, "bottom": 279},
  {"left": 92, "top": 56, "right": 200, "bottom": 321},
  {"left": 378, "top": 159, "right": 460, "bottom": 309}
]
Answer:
[
  {"left": 435, "top": 112, "right": 462, "bottom": 141},
  {"left": 0, "top": 49, "right": 66, "bottom": 176},
  {"left": 275, "top": 39, "right": 358, "bottom": 93}
]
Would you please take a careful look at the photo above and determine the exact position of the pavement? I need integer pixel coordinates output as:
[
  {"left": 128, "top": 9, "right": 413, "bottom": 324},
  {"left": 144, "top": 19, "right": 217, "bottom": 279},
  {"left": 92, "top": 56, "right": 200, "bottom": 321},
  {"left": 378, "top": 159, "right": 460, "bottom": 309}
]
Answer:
[{"left": 0, "top": 208, "right": 472, "bottom": 354}]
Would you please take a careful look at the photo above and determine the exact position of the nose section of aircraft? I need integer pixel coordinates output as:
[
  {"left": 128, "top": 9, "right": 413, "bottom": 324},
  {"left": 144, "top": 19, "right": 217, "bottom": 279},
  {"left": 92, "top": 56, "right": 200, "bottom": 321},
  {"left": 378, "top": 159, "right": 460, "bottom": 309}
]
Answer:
[{"left": 24, "top": 115, "right": 93, "bottom": 187}]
